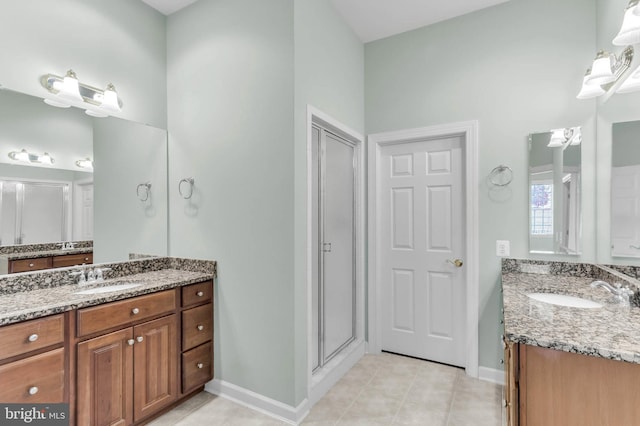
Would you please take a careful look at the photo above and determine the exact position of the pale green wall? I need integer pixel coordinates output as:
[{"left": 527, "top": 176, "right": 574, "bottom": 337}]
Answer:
[
  {"left": 167, "top": 0, "right": 296, "bottom": 405},
  {"left": 365, "top": 0, "right": 597, "bottom": 370},
  {"left": 596, "top": 0, "right": 640, "bottom": 265},
  {"left": 293, "top": 0, "right": 364, "bottom": 404},
  {"left": 0, "top": 0, "right": 167, "bottom": 128},
  {"left": 612, "top": 121, "right": 640, "bottom": 167}
]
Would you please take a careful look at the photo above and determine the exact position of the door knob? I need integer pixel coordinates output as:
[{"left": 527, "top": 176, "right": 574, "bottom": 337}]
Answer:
[{"left": 447, "top": 259, "right": 464, "bottom": 268}]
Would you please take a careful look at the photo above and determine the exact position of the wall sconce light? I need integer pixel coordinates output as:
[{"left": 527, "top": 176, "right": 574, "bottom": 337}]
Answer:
[
  {"left": 576, "top": 47, "right": 633, "bottom": 99},
  {"left": 547, "top": 127, "right": 581, "bottom": 148},
  {"left": 41, "top": 69, "right": 123, "bottom": 117},
  {"left": 75, "top": 158, "right": 94, "bottom": 170},
  {"left": 8, "top": 149, "right": 55, "bottom": 165},
  {"left": 613, "top": 0, "right": 640, "bottom": 46}
]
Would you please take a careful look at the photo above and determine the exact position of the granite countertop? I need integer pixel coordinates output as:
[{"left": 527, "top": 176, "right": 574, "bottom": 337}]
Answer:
[
  {"left": 0, "top": 268, "right": 214, "bottom": 326},
  {"left": 503, "top": 272, "right": 640, "bottom": 364},
  {"left": 0, "top": 247, "right": 94, "bottom": 261}
]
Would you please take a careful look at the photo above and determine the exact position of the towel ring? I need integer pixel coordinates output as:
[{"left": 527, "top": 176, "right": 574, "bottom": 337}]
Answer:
[
  {"left": 179, "top": 177, "right": 194, "bottom": 199},
  {"left": 136, "top": 182, "right": 152, "bottom": 201},
  {"left": 489, "top": 165, "right": 513, "bottom": 187}
]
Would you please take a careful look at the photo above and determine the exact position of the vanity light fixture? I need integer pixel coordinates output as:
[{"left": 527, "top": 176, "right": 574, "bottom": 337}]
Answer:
[
  {"left": 547, "top": 127, "right": 581, "bottom": 148},
  {"left": 613, "top": 0, "right": 640, "bottom": 46},
  {"left": 75, "top": 158, "right": 94, "bottom": 170},
  {"left": 576, "top": 47, "right": 634, "bottom": 99},
  {"left": 8, "top": 149, "right": 55, "bottom": 165},
  {"left": 41, "top": 70, "right": 123, "bottom": 117},
  {"left": 617, "top": 67, "right": 640, "bottom": 93}
]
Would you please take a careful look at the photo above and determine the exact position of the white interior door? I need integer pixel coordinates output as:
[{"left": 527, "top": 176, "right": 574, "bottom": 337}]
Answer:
[
  {"left": 379, "top": 136, "right": 466, "bottom": 367},
  {"left": 611, "top": 165, "right": 640, "bottom": 257}
]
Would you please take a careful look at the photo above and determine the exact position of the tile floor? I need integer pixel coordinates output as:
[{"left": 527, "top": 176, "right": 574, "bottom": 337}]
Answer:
[{"left": 149, "top": 352, "right": 503, "bottom": 425}]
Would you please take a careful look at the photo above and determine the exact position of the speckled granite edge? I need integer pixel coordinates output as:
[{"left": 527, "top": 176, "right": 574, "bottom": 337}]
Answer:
[
  {"left": 501, "top": 258, "right": 596, "bottom": 276},
  {"left": 1, "top": 247, "right": 94, "bottom": 261},
  {"left": 0, "top": 240, "right": 92, "bottom": 255},
  {"left": 0, "top": 256, "right": 217, "bottom": 295}
]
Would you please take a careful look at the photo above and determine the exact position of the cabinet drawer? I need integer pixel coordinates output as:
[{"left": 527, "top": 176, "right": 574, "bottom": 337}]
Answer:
[
  {"left": 77, "top": 290, "right": 176, "bottom": 337},
  {"left": 10, "top": 257, "right": 52, "bottom": 273},
  {"left": 0, "top": 348, "right": 65, "bottom": 403},
  {"left": 182, "top": 342, "right": 213, "bottom": 393},
  {"left": 182, "top": 303, "right": 213, "bottom": 351},
  {"left": 182, "top": 281, "right": 213, "bottom": 307},
  {"left": 52, "top": 252, "right": 93, "bottom": 268},
  {"left": 0, "top": 314, "right": 65, "bottom": 361}
]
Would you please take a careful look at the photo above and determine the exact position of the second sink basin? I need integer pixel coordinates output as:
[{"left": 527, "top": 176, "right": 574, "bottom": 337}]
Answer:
[
  {"left": 74, "top": 283, "right": 142, "bottom": 295},
  {"left": 527, "top": 293, "right": 602, "bottom": 308}
]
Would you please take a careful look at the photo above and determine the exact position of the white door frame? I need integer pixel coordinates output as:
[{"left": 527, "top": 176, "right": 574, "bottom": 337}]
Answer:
[
  {"left": 367, "top": 121, "right": 479, "bottom": 377},
  {"left": 306, "top": 105, "right": 366, "bottom": 404}
]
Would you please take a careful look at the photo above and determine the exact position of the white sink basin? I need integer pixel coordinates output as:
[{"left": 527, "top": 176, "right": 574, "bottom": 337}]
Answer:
[
  {"left": 74, "top": 283, "right": 142, "bottom": 295},
  {"left": 526, "top": 293, "right": 602, "bottom": 308}
]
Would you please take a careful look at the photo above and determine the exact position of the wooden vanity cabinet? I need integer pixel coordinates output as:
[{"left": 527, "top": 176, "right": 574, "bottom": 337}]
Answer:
[
  {"left": 506, "top": 343, "right": 640, "bottom": 425},
  {"left": 0, "top": 313, "right": 67, "bottom": 403},
  {"left": 52, "top": 252, "right": 93, "bottom": 268},
  {"left": 76, "top": 290, "right": 178, "bottom": 426},
  {"left": 180, "top": 281, "right": 214, "bottom": 394},
  {"left": 8, "top": 251, "right": 93, "bottom": 273}
]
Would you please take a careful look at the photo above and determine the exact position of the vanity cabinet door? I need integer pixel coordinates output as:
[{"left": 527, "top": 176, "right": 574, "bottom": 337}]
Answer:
[
  {"left": 77, "top": 328, "right": 134, "bottom": 426},
  {"left": 504, "top": 341, "right": 519, "bottom": 426},
  {"left": 133, "top": 314, "right": 178, "bottom": 423},
  {"left": 52, "top": 252, "right": 93, "bottom": 268},
  {"left": 9, "top": 257, "right": 52, "bottom": 273}
]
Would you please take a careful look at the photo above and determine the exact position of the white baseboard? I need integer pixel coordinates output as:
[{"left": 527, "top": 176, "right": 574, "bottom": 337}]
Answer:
[
  {"left": 206, "top": 379, "right": 309, "bottom": 425},
  {"left": 478, "top": 366, "right": 505, "bottom": 385}
]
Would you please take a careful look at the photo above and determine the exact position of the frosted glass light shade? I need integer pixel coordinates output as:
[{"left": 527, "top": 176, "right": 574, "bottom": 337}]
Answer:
[
  {"left": 577, "top": 72, "right": 605, "bottom": 99},
  {"left": 100, "top": 84, "right": 121, "bottom": 113},
  {"left": 76, "top": 158, "right": 94, "bottom": 170},
  {"left": 8, "top": 149, "right": 30, "bottom": 162},
  {"left": 614, "top": 4, "right": 640, "bottom": 45},
  {"left": 38, "top": 153, "right": 54, "bottom": 165},
  {"left": 57, "top": 70, "right": 83, "bottom": 102},
  {"left": 586, "top": 52, "right": 616, "bottom": 86},
  {"left": 85, "top": 108, "right": 108, "bottom": 118},
  {"left": 44, "top": 98, "right": 71, "bottom": 108},
  {"left": 634, "top": 3, "right": 640, "bottom": 15},
  {"left": 548, "top": 129, "right": 566, "bottom": 147}
]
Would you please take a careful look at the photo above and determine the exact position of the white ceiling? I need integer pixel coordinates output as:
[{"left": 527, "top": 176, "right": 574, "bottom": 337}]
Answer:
[
  {"left": 331, "top": 0, "right": 511, "bottom": 43},
  {"left": 141, "top": 0, "right": 199, "bottom": 16},
  {"left": 141, "top": 0, "right": 510, "bottom": 43}
]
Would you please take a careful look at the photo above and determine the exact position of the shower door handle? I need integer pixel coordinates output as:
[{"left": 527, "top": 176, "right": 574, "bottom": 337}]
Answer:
[{"left": 322, "top": 242, "right": 332, "bottom": 253}]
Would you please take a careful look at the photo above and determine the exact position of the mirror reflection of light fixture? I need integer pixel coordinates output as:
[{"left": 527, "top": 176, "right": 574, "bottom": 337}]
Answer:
[
  {"left": 547, "top": 127, "right": 581, "bottom": 148},
  {"left": 8, "top": 149, "right": 55, "bottom": 165},
  {"left": 613, "top": 0, "right": 640, "bottom": 46},
  {"left": 75, "top": 158, "right": 94, "bottom": 170},
  {"left": 576, "top": 68, "right": 606, "bottom": 99},
  {"left": 41, "top": 70, "right": 123, "bottom": 117}
]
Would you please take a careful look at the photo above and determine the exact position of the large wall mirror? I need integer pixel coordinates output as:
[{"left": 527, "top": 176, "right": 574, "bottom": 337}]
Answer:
[
  {"left": 611, "top": 120, "right": 640, "bottom": 258},
  {"left": 528, "top": 127, "right": 582, "bottom": 255},
  {"left": 0, "top": 87, "right": 168, "bottom": 273}
]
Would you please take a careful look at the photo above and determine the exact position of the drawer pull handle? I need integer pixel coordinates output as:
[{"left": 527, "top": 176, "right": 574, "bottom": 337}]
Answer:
[
  {"left": 137, "top": 336, "right": 144, "bottom": 343},
  {"left": 132, "top": 308, "right": 140, "bottom": 315},
  {"left": 28, "top": 334, "right": 39, "bottom": 342},
  {"left": 196, "top": 291, "right": 204, "bottom": 297},
  {"left": 29, "top": 263, "right": 34, "bottom": 267},
  {"left": 197, "top": 363, "right": 204, "bottom": 369},
  {"left": 84, "top": 257, "right": 89, "bottom": 261},
  {"left": 28, "top": 386, "right": 38, "bottom": 395},
  {"left": 197, "top": 325, "right": 204, "bottom": 331},
  {"left": 127, "top": 339, "right": 135, "bottom": 346}
]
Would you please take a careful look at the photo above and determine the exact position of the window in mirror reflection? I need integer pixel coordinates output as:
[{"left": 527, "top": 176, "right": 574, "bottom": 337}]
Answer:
[
  {"left": 611, "top": 121, "right": 640, "bottom": 258},
  {"left": 528, "top": 127, "right": 582, "bottom": 255}
]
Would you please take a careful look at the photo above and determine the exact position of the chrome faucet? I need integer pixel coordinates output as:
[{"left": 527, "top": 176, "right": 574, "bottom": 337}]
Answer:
[
  {"left": 69, "top": 267, "right": 112, "bottom": 285},
  {"left": 591, "top": 280, "right": 634, "bottom": 305}
]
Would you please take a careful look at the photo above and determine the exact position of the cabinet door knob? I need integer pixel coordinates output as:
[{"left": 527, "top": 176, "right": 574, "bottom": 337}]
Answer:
[
  {"left": 196, "top": 291, "right": 204, "bottom": 297},
  {"left": 28, "top": 334, "right": 39, "bottom": 342},
  {"left": 132, "top": 308, "right": 140, "bottom": 315},
  {"left": 127, "top": 339, "right": 135, "bottom": 346},
  {"left": 28, "top": 386, "right": 38, "bottom": 395},
  {"left": 197, "top": 363, "right": 204, "bottom": 369},
  {"left": 136, "top": 336, "right": 144, "bottom": 343},
  {"left": 29, "top": 263, "right": 34, "bottom": 267},
  {"left": 197, "top": 325, "right": 204, "bottom": 331}
]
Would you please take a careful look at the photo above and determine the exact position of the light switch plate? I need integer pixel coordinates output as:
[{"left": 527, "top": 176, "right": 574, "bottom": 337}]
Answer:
[{"left": 496, "top": 240, "right": 510, "bottom": 257}]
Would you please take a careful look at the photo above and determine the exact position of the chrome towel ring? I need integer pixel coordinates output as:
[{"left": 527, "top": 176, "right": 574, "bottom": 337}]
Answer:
[
  {"left": 179, "top": 177, "right": 194, "bottom": 199},
  {"left": 136, "top": 182, "right": 151, "bottom": 201},
  {"left": 489, "top": 165, "right": 513, "bottom": 187}
]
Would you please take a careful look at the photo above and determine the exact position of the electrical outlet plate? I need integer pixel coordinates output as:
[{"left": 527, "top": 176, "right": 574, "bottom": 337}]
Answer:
[{"left": 496, "top": 240, "right": 510, "bottom": 257}]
